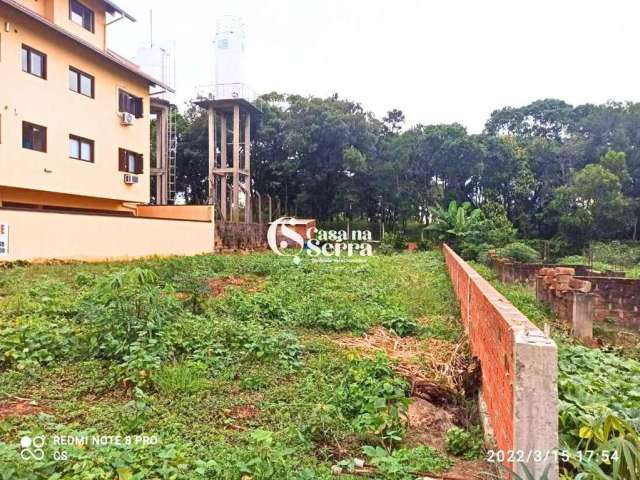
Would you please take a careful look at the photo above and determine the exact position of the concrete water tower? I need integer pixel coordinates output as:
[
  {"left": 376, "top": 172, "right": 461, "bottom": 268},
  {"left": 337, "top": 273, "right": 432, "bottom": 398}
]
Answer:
[{"left": 196, "top": 16, "right": 261, "bottom": 223}]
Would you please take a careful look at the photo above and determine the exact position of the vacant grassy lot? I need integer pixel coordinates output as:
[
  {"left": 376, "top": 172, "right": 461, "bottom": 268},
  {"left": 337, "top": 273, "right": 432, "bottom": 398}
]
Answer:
[{"left": 0, "top": 252, "right": 485, "bottom": 479}]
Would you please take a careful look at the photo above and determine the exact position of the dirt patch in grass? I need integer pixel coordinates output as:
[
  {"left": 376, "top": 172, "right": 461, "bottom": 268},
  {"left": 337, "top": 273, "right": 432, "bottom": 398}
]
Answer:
[
  {"left": 225, "top": 404, "right": 259, "bottom": 421},
  {"left": 0, "top": 399, "right": 50, "bottom": 420},
  {"left": 221, "top": 403, "right": 260, "bottom": 432},
  {"left": 405, "top": 398, "right": 455, "bottom": 451},
  {"left": 208, "top": 276, "right": 265, "bottom": 297},
  {"left": 405, "top": 399, "right": 496, "bottom": 479},
  {"left": 446, "top": 459, "right": 497, "bottom": 479}
]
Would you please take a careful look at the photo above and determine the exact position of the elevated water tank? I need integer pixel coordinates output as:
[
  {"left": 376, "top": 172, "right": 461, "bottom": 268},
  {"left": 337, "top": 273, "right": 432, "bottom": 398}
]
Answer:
[
  {"left": 215, "top": 16, "right": 248, "bottom": 100},
  {"left": 135, "top": 46, "right": 174, "bottom": 102}
]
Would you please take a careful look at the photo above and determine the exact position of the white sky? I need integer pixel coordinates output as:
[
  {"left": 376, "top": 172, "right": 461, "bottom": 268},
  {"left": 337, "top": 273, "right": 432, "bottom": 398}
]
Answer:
[{"left": 108, "top": 0, "right": 640, "bottom": 133}]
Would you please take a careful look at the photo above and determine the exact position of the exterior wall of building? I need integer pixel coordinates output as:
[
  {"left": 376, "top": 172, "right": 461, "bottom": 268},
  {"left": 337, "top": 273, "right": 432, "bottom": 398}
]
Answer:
[
  {"left": 0, "top": 3, "right": 151, "bottom": 207},
  {"left": 0, "top": 186, "right": 136, "bottom": 212},
  {"left": 0, "top": 208, "right": 216, "bottom": 262},
  {"left": 13, "top": 0, "right": 48, "bottom": 18},
  {"left": 13, "top": 0, "right": 107, "bottom": 49},
  {"left": 443, "top": 244, "right": 559, "bottom": 479}
]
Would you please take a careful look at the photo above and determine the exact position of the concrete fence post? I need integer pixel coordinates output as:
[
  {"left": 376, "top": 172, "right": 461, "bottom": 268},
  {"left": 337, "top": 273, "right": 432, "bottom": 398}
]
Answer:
[{"left": 571, "top": 292, "right": 593, "bottom": 341}]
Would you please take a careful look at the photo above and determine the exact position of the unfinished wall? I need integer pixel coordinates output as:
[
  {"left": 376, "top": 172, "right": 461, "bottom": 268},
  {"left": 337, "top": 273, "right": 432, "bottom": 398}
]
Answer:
[
  {"left": 536, "top": 269, "right": 594, "bottom": 340},
  {"left": 219, "top": 223, "right": 268, "bottom": 250},
  {"left": 0, "top": 208, "right": 215, "bottom": 262},
  {"left": 575, "top": 276, "right": 640, "bottom": 329},
  {"left": 444, "top": 245, "right": 559, "bottom": 479},
  {"left": 488, "top": 256, "right": 623, "bottom": 288}
]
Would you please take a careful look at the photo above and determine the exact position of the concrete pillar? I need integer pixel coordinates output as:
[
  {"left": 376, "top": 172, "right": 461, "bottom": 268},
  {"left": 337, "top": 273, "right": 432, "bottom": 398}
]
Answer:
[
  {"left": 572, "top": 292, "right": 593, "bottom": 340},
  {"left": 207, "top": 106, "right": 216, "bottom": 205},
  {"left": 244, "top": 113, "right": 251, "bottom": 223},
  {"left": 220, "top": 113, "right": 227, "bottom": 219},
  {"left": 232, "top": 105, "right": 240, "bottom": 223},
  {"left": 257, "top": 192, "right": 262, "bottom": 225},
  {"left": 536, "top": 276, "right": 547, "bottom": 303},
  {"left": 514, "top": 330, "right": 559, "bottom": 480}
]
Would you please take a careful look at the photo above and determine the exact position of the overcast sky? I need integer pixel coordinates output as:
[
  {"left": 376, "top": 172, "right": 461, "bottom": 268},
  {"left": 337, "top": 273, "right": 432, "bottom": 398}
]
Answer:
[{"left": 108, "top": 0, "right": 640, "bottom": 133}]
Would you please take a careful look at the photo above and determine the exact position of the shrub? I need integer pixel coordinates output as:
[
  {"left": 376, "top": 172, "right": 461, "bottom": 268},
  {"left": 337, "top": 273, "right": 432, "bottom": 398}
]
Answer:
[
  {"left": 76, "top": 268, "right": 181, "bottom": 387},
  {"left": 496, "top": 242, "right": 541, "bottom": 263},
  {"left": 0, "top": 318, "right": 80, "bottom": 369},
  {"left": 417, "top": 239, "right": 431, "bottom": 251},
  {"left": 335, "top": 353, "right": 409, "bottom": 447},
  {"left": 381, "top": 232, "right": 408, "bottom": 252},
  {"left": 446, "top": 426, "right": 485, "bottom": 460}
]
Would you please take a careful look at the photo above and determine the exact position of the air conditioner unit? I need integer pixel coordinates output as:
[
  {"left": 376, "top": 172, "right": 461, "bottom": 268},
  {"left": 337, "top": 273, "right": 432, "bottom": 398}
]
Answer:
[
  {"left": 121, "top": 112, "right": 135, "bottom": 126},
  {"left": 124, "top": 174, "right": 139, "bottom": 184}
]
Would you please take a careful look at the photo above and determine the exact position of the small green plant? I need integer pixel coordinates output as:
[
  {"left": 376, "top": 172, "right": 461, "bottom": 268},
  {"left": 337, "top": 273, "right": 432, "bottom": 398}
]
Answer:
[
  {"left": 382, "top": 314, "right": 419, "bottom": 337},
  {"left": 173, "top": 274, "right": 210, "bottom": 314},
  {"left": 153, "top": 361, "right": 210, "bottom": 396},
  {"left": 446, "top": 425, "right": 485, "bottom": 460},
  {"left": 362, "top": 445, "right": 453, "bottom": 479},
  {"left": 336, "top": 353, "right": 409, "bottom": 448}
]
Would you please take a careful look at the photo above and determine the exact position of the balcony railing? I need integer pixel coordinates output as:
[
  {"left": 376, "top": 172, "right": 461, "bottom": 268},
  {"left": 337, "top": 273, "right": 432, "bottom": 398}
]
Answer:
[{"left": 195, "top": 83, "right": 257, "bottom": 103}]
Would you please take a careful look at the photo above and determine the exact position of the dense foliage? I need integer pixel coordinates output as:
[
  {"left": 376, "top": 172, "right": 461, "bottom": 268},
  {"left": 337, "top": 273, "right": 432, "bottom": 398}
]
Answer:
[{"left": 177, "top": 96, "right": 640, "bottom": 247}]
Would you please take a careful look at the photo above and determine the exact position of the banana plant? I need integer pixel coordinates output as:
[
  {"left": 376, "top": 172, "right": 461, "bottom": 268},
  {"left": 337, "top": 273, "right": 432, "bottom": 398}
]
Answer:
[{"left": 425, "top": 200, "right": 483, "bottom": 243}]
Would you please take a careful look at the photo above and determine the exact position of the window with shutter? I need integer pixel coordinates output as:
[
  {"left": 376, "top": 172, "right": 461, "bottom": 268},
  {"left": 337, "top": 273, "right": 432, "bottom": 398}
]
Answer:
[
  {"left": 118, "top": 149, "right": 143, "bottom": 174},
  {"left": 135, "top": 153, "right": 144, "bottom": 174},
  {"left": 118, "top": 148, "right": 127, "bottom": 172},
  {"left": 118, "top": 89, "right": 143, "bottom": 118}
]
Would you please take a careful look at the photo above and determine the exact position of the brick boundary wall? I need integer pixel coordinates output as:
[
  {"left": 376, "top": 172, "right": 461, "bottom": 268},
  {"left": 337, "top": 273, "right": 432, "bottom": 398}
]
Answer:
[{"left": 443, "top": 245, "right": 559, "bottom": 479}]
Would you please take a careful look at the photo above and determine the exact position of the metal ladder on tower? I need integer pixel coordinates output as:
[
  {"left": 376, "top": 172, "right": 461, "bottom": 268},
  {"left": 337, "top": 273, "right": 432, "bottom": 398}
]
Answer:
[{"left": 167, "top": 104, "right": 178, "bottom": 204}]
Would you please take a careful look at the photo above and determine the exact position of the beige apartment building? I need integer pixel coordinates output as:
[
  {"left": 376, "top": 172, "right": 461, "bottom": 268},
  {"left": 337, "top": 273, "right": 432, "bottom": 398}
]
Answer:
[
  {"left": 0, "top": 0, "right": 173, "bottom": 213},
  {"left": 0, "top": 0, "right": 217, "bottom": 262}
]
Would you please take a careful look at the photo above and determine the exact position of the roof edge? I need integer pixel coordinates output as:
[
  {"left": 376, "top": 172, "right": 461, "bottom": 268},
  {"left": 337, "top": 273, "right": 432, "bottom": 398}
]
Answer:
[
  {"left": 0, "top": 0, "right": 174, "bottom": 92},
  {"left": 104, "top": 0, "right": 136, "bottom": 22}
]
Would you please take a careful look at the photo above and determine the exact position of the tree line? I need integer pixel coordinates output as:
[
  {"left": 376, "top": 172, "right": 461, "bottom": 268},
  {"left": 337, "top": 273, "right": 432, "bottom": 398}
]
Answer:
[{"left": 175, "top": 95, "right": 640, "bottom": 247}]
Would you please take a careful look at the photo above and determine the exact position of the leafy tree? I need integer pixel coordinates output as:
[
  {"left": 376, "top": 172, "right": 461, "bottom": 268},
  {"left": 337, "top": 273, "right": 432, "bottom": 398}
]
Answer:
[{"left": 547, "top": 163, "right": 631, "bottom": 245}]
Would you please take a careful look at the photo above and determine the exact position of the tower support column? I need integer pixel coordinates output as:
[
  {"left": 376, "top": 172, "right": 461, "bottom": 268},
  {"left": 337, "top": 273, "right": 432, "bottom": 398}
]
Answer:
[{"left": 244, "top": 112, "right": 251, "bottom": 223}]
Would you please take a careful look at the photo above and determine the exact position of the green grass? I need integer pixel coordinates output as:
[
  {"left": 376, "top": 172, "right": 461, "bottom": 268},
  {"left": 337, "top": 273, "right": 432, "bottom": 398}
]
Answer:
[{"left": 0, "top": 251, "right": 463, "bottom": 479}]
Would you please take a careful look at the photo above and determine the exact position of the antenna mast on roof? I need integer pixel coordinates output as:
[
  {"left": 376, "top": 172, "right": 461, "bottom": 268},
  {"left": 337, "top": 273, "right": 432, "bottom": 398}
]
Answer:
[{"left": 150, "top": 9, "right": 153, "bottom": 48}]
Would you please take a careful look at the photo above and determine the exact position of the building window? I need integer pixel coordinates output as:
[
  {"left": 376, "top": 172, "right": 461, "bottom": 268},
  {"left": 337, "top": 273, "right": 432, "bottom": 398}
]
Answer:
[
  {"left": 69, "top": 135, "right": 94, "bottom": 162},
  {"left": 22, "top": 122, "right": 47, "bottom": 152},
  {"left": 69, "top": 67, "right": 94, "bottom": 98},
  {"left": 70, "top": 0, "right": 95, "bottom": 32},
  {"left": 21, "top": 45, "right": 47, "bottom": 79},
  {"left": 118, "top": 148, "right": 143, "bottom": 174},
  {"left": 118, "top": 89, "right": 143, "bottom": 118}
]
